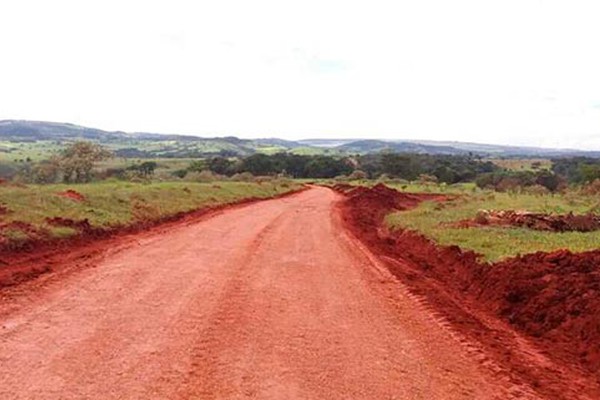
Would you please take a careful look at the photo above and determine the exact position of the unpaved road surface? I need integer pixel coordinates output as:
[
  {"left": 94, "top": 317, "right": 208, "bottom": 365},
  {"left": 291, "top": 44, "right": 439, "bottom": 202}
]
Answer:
[{"left": 1, "top": 187, "right": 536, "bottom": 399}]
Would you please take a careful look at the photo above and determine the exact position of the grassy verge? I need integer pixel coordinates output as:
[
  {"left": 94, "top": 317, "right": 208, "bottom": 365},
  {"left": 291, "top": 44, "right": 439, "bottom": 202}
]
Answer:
[
  {"left": 0, "top": 180, "right": 301, "bottom": 246},
  {"left": 386, "top": 182, "right": 477, "bottom": 194},
  {"left": 386, "top": 187, "right": 600, "bottom": 262}
]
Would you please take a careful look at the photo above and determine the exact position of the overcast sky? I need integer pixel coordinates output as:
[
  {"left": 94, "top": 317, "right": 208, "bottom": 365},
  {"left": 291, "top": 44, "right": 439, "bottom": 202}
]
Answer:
[{"left": 1, "top": 1, "right": 599, "bottom": 149}]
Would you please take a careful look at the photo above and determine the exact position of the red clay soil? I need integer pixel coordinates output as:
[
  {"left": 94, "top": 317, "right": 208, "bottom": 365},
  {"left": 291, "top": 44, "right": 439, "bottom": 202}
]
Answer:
[
  {"left": 0, "top": 221, "right": 46, "bottom": 240},
  {"left": 56, "top": 189, "right": 86, "bottom": 201},
  {"left": 330, "top": 182, "right": 356, "bottom": 192},
  {"left": 338, "top": 183, "right": 600, "bottom": 399},
  {"left": 486, "top": 251, "right": 600, "bottom": 367},
  {"left": 0, "top": 187, "right": 533, "bottom": 399}
]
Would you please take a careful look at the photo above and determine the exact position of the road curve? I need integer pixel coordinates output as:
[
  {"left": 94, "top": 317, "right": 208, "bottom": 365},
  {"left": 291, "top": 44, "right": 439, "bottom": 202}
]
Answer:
[{"left": 0, "top": 187, "right": 534, "bottom": 399}]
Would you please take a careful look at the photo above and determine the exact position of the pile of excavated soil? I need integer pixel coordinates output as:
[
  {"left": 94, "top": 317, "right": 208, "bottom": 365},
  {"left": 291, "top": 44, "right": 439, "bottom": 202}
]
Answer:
[
  {"left": 457, "top": 210, "right": 600, "bottom": 232},
  {"left": 484, "top": 250, "right": 600, "bottom": 369},
  {"left": 339, "top": 184, "right": 600, "bottom": 374},
  {"left": 345, "top": 183, "right": 446, "bottom": 223},
  {"left": 330, "top": 183, "right": 355, "bottom": 193},
  {"left": 56, "top": 190, "right": 86, "bottom": 202}
]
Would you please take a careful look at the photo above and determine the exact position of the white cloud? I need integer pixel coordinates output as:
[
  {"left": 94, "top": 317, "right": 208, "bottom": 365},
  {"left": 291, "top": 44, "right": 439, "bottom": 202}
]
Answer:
[{"left": 0, "top": 0, "right": 599, "bottom": 149}]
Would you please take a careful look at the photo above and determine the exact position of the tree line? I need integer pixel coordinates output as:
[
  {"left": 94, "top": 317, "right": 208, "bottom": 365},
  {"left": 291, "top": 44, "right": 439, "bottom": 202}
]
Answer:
[
  {"left": 195, "top": 153, "right": 499, "bottom": 182},
  {"left": 11, "top": 140, "right": 600, "bottom": 190}
]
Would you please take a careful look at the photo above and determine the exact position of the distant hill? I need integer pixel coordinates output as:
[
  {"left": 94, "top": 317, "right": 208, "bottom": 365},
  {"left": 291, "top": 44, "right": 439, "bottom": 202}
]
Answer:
[
  {"left": 401, "top": 139, "right": 600, "bottom": 158},
  {"left": 300, "top": 137, "right": 600, "bottom": 158},
  {"left": 334, "top": 139, "right": 465, "bottom": 155},
  {"left": 1, "top": 120, "right": 599, "bottom": 159},
  {"left": 0, "top": 120, "right": 268, "bottom": 158},
  {"left": 0, "top": 120, "right": 128, "bottom": 141}
]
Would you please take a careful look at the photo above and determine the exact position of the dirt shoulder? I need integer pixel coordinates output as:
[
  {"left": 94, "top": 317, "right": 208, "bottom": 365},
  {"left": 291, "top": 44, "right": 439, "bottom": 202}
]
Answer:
[{"left": 337, "top": 183, "right": 600, "bottom": 400}]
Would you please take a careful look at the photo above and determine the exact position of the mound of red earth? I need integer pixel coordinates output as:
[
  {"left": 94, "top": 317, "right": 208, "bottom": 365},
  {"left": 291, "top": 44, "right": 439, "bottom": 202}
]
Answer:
[
  {"left": 460, "top": 209, "right": 600, "bottom": 232},
  {"left": 345, "top": 183, "right": 446, "bottom": 224},
  {"left": 57, "top": 189, "right": 86, "bottom": 202},
  {"left": 485, "top": 250, "right": 600, "bottom": 369},
  {"left": 339, "top": 184, "right": 600, "bottom": 377},
  {"left": 330, "top": 183, "right": 355, "bottom": 193}
]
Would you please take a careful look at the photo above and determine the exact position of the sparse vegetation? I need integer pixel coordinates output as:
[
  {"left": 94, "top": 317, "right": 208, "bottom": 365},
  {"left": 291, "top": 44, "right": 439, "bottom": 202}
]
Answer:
[
  {"left": 488, "top": 158, "right": 552, "bottom": 171},
  {"left": 386, "top": 187, "right": 600, "bottom": 261},
  {"left": 0, "top": 180, "right": 301, "bottom": 246}
]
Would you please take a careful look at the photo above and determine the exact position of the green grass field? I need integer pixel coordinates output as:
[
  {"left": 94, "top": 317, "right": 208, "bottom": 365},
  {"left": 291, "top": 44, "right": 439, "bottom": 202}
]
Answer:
[
  {"left": 487, "top": 158, "right": 552, "bottom": 171},
  {"left": 386, "top": 182, "right": 477, "bottom": 194},
  {"left": 0, "top": 180, "right": 300, "bottom": 245},
  {"left": 386, "top": 186, "right": 600, "bottom": 262}
]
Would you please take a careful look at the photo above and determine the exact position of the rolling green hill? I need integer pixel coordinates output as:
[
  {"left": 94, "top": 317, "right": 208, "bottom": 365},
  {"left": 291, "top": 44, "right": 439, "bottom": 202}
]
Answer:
[
  {"left": 1, "top": 120, "right": 599, "bottom": 161},
  {"left": 0, "top": 120, "right": 304, "bottom": 160}
]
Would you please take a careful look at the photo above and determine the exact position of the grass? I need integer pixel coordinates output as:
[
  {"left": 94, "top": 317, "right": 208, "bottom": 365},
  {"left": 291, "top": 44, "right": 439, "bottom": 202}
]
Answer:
[
  {"left": 486, "top": 158, "right": 552, "bottom": 171},
  {"left": 386, "top": 182, "right": 477, "bottom": 194},
  {"left": 386, "top": 188, "right": 600, "bottom": 262},
  {"left": 0, "top": 138, "right": 327, "bottom": 164},
  {"left": 0, "top": 180, "right": 301, "bottom": 243},
  {"left": 0, "top": 141, "right": 63, "bottom": 162}
]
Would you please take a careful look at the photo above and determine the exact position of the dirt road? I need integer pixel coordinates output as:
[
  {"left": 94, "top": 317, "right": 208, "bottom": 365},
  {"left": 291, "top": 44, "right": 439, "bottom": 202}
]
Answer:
[{"left": 0, "top": 187, "right": 536, "bottom": 399}]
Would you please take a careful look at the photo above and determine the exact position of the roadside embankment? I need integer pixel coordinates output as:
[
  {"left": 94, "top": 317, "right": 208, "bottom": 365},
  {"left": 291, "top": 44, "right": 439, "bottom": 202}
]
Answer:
[{"left": 336, "top": 183, "right": 600, "bottom": 397}]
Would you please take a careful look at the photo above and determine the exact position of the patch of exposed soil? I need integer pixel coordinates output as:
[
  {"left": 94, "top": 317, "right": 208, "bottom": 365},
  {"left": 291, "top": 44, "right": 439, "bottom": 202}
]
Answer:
[
  {"left": 0, "top": 204, "right": 10, "bottom": 215},
  {"left": 338, "top": 184, "right": 600, "bottom": 398},
  {"left": 330, "top": 183, "right": 355, "bottom": 193},
  {"left": 485, "top": 250, "right": 600, "bottom": 370},
  {"left": 345, "top": 183, "right": 448, "bottom": 222},
  {"left": 57, "top": 189, "right": 86, "bottom": 202},
  {"left": 0, "top": 221, "right": 48, "bottom": 251},
  {"left": 46, "top": 217, "right": 98, "bottom": 235},
  {"left": 455, "top": 209, "right": 600, "bottom": 232},
  {"left": 0, "top": 221, "right": 44, "bottom": 237}
]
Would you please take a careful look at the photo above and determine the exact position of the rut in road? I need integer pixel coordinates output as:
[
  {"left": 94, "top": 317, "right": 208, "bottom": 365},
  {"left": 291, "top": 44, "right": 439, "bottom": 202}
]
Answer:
[{"left": 0, "top": 187, "right": 537, "bottom": 399}]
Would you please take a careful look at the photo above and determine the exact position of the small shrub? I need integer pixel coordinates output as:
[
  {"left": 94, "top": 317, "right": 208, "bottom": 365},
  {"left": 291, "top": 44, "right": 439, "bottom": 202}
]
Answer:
[
  {"left": 524, "top": 184, "right": 551, "bottom": 196},
  {"left": 131, "top": 200, "right": 161, "bottom": 221},
  {"left": 252, "top": 175, "right": 274, "bottom": 184},
  {"left": 348, "top": 170, "right": 368, "bottom": 180},
  {"left": 582, "top": 179, "right": 600, "bottom": 196},
  {"left": 230, "top": 172, "right": 254, "bottom": 182},
  {"left": 185, "top": 170, "right": 225, "bottom": 183}
]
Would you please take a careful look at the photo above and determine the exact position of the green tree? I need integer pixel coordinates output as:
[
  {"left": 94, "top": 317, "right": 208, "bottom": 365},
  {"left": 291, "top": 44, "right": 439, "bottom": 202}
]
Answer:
[
  {"left": 127, "top": 161, "right": 157, "bottom": 177},
  {"left": 30, "top": 156, "right": 62, "bottom": 183},
  {"left": 61, "top": 141, "right": 112, "bottom": 183},
  {"left": 208, "top": 157, "right": 236, "bottom": 176}
]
